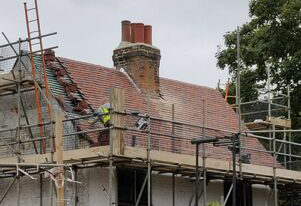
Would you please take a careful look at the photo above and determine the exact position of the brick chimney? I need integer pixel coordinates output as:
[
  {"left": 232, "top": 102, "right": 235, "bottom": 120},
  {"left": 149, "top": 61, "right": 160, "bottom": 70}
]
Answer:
[{"left": 112, "top": 20, "right": 161, "bottom": 97}]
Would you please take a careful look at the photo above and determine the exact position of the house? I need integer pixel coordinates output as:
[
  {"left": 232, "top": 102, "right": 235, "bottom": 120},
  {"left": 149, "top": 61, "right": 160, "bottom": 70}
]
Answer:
[{"left": 0, "top": 20, "right": 300, "bottom": 206}]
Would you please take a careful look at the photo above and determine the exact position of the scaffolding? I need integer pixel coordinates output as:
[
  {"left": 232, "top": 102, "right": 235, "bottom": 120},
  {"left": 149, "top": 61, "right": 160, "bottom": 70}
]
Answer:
[
  {"left": 218, "top": 27, "right": 301, "bottom": 205},
  {"left": 1, "top": 79, "right": 301, "bottom": 205},
  {"left": 0, "top": 5, "right": 301, "bottom": 206}
]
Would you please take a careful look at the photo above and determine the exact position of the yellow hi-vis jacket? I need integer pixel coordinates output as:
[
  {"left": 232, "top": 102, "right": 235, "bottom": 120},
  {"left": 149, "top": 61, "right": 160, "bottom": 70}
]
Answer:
[{"left": 97, "top": 103, "right": 110, "bottom": 126}]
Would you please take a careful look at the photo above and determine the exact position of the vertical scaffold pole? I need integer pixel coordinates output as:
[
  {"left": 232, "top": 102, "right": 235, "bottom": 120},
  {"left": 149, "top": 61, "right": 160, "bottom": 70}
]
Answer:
[
  {"left": 195, "top": 141, "right": 199, "bottom": 206},
  {"left": 284, "top": 129, "right": 287, "bottom": 168},
  {"left": 17, "top": 38, "right": 22, "bottom": 206},
  {"left": 74, "top": 167, "right": 78, "bottom": 206},
  {"left": 172, "top": 104, "right": 175, "bottom": 206},
  {"left": 172, "top": 104, "right": 175, "bottom": 153},
  {"left": 202, "top": 99, "right": 207, "bottom": 205},
  {"left": 147, "top": 92, "right": 151, "bottom": 206},
  {"left": 109, "top": 90, "right": 113, "bottom": 206},
  {"left": 287, "top": 86, "right": 292, "bottom": 170},
  {"left": 236, "top": 26, "right": 241, "bottom": 132},
  {"left": 55, "top": 111, "right": 64, "bottom": 206},
  {"left": 172, "top": 173, "right": 175, "bottom": 206},
  {"left": 236, "top": 26, "right": 242, "bottom": 179},
  {"left": 267, "top": 64, "right": 273, "bottom": 159},
  {"left": 232, "top": 134, "right": 237, "bottom": 206},
  {"left": 273, "top": 123, "right": 278, "bottom": 206},
  {"left": 40, "top": 173, "right": 43, "bottom": 206}
]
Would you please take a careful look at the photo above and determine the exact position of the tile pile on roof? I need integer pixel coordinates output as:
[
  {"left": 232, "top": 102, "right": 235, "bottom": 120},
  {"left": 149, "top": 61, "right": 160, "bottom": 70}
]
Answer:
[{"left": 43, "top": 56, "right": 93, "bottom": 117}]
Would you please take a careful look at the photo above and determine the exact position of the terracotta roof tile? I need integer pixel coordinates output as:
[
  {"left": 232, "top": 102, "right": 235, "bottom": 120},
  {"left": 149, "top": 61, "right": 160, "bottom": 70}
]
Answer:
[{"left": 55, "top": 57, "right": 279, "bottom": 168}]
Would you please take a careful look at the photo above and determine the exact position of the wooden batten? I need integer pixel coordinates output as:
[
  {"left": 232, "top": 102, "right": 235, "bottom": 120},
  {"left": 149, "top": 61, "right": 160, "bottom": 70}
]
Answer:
[
  {"left": 269, "top": 116, "right": 291, "bottom": 129},
  {"left": 245, "top": 116, "right": 292, "bottom": 130}
]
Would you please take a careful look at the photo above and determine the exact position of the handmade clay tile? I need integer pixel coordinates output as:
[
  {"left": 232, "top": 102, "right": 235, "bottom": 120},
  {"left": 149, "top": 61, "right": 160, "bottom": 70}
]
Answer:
[{"left": 46, "top": 57, "right": 280, "bottom": 168}]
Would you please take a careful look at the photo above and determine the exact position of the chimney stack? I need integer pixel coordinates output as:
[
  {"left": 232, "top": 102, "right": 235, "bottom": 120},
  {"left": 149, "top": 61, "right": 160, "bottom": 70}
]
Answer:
[{"left": 113, "top": 20, "right": 160, "bottom": 97}]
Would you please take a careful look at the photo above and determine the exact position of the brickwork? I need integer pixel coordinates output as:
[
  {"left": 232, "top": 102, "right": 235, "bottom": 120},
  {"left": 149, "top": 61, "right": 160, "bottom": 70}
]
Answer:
[{"left": 113, "top": 43, "right": 161, "bottom": 97}]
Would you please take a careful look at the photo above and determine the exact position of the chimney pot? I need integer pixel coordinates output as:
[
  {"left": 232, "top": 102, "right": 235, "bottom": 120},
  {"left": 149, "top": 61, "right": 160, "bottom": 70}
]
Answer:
[
  {"left": 144, "top": 25, "right": 152, "bottom": 45},
  {"left": 121, "top": 20, "right": 131, "bottom": 42},
  {"left": 134, "top": 23, "right": 144, "bottom": 43},
  {"left": 131, "top": 23, "right": 136, "bottom": 43}
]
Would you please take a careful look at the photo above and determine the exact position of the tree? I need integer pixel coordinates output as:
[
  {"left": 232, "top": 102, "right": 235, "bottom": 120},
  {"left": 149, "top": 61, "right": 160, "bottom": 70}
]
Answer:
[{"left": 216, "top": 0, "right": 301, "bottom": 129}]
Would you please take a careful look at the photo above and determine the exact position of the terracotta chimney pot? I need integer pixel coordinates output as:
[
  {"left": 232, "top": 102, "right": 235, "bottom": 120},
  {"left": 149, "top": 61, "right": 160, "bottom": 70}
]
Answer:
[
  {"left": 134, "top": 23, "right": 144, "bottom": 43},
  {"left": 131, "top": 23, "right": 136, "bottom": 43},
  {"left": 121, "top": 20, "right": 131, "bottom": 42},
  {"left": 144, "top": 25, "right": 152, "bottom": 45}
]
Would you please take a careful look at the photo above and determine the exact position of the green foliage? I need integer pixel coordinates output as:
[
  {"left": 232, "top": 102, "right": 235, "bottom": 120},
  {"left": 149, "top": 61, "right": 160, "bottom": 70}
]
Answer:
[
  {"left": 207, "top": 201, "right": 222, "bottom": 206},
  {"left": 216, "top": 0, "right": 301, "bottom": 129}
]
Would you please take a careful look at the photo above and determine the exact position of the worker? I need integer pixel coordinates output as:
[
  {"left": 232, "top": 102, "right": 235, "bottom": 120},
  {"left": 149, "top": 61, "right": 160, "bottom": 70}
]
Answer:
[{"left": 91, "top": 103, "right": 111, "bottom": 127}]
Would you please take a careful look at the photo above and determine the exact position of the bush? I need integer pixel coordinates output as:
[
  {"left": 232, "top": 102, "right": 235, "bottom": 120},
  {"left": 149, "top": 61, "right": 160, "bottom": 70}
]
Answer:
[{"left": 207, "top": 201, "right": 222, "bottom": 206}]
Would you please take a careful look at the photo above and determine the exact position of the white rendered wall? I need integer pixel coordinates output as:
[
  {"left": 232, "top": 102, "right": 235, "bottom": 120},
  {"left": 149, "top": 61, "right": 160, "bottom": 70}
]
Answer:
[
  {"left": 152, "top": 174, "right": 224, "bottom": 206},
  {"left": 0, "top": 167, "right": 114, "bottom": 206},
  {"left": 252, "top": 184, "right": 275, "bottom": 206},
  {"left": 0, "top": 168, "right": 276, "bottom": 206}
]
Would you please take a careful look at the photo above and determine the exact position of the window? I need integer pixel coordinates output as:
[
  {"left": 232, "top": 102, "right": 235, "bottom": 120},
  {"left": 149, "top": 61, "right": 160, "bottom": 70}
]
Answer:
[
  {"left": 224, "top": 180, "right": 252, "bottom": 206},
  {"left": 117, "top": 167, "right": 148, "bottom": 206}
]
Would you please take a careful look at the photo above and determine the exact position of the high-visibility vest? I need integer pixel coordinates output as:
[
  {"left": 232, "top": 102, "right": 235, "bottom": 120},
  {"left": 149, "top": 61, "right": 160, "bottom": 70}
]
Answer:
[
  {"left": 100, "top": 107, "right": 110, "bottom": 125},
  {"left": 97, "top": 103, "right": 110, "bottom": 125}
]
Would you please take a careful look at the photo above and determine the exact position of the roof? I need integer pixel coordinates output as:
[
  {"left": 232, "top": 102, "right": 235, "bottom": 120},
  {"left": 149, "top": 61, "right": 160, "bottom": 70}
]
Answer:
[{"left": 45, "top": 56, "right": 279, "bottom": 168}]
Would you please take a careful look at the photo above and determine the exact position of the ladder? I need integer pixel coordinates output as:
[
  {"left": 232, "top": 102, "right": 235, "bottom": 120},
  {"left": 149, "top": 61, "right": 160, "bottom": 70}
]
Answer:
[
  {"left": 24, "top": 0, "right": 52, "bottom": 153},
  {"left": 217, "top": 78, "right": 237, "bottom": 108}
]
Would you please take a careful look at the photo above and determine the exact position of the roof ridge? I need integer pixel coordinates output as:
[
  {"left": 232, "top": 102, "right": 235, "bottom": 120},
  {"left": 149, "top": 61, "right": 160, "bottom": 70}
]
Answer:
[
  {"left": 58, "top": 57, "right": 116, "bottom": 72},
  {"left": 160, "top": 77, "right": 217, "bottom": 91},
  {"left": 58, "top": 57, "right": 219, "bottom": 91}
]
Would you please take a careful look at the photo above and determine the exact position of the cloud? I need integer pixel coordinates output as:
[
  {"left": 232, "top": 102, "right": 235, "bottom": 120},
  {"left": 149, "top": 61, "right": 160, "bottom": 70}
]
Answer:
[{"left": 0, "top": 0, "right": 250, "bottom": 87}]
